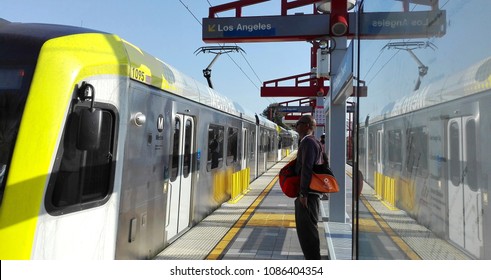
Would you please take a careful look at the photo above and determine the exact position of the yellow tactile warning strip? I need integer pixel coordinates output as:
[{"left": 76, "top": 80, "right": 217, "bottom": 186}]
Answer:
[
  {"left": 247, "top": 213, "right": 296, "bottom": 228},
  {"left": 358, "top": 218, "right": 382, "bottom": 233},
  {"left": 360, "top": 195, "right": 422, "bottom": 260},
  {"left": 205, "top": 175, "right": 278, "bottom": 260}
]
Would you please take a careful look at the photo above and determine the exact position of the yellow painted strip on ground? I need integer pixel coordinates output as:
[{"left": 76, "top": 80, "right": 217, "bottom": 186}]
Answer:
[
  {"left": 358, "top": 218, "right": 383, "bottom": 233},
  {"left": 247, "top": 213, "right": 296, "bottom": 228},
  {"left": 360, "top": 196, "right": 421, "bottom": 260},
  {"left": 206, "top": 175, "right": 278, "bottom": 260}
]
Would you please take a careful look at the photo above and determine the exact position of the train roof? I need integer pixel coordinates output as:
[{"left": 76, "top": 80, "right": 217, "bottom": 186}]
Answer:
[
  {"left": 279, "top": 126, "right": 298, "bottom": 137},
  {"left": 122, "top": 39, "right": 246, "bottom": 117},
  {"left": 0, "top": 18, "right": 263, "bottom": 121},
  {"left": 256, "top": 114, "right": 278, "bottom": 130},
  {"left": 367, "top": 56, "right": 491, "bottom": 125}
]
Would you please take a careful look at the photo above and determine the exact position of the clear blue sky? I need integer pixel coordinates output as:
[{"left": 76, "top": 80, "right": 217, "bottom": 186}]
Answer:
[
  {"left": 1, "top": 0, "right": 316, "bottom": 113},
  {"left": 3, "top": 1, "right": 484, "bottom": 120}
]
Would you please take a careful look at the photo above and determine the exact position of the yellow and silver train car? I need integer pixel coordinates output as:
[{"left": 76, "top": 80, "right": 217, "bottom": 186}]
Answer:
[
  {"left": 0, "top": 19, "right": 294, "bottom": 259},
  {"left": 359, "top": 57, "right": 491, "bottom": 259}
]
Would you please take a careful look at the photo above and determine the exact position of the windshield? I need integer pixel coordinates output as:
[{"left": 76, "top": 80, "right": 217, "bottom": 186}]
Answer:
[{"left": 0, "top": 67, "right": 32, "bottom": 201}]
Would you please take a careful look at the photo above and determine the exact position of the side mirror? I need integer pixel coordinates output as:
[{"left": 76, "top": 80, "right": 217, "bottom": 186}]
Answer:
[
  {"left": 77, "top": 107, "right": 102, "bottom": 151},
  {"left": 76, "top": 81, "right": 102, "bottom": 150}
]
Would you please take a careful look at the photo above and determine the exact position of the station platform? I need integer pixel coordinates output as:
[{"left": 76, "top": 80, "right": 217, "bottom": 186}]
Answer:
[{"left": 155, "top": 153, "right": 352, "bottom": 260}]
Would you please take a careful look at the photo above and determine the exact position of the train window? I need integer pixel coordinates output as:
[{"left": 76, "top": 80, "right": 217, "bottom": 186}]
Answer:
[
  {"left": 170, "top": 117, "right": 181, "bottom": 181},
  {"left": 465, "top": 119, "right": 478, "bottom": 191},
  {"left": 226, "top": 127, "right": 238, "bottom": 165},
  {"left": 259, "top": 132, "right": 263, "bottom": 153},
  {"left": 0, "top": 67, "right": 32, "bottom": 206},
  {"left": 242, "top": 129, "right": 247, "bottom": 162},
  {"left": 368, "top": 132, "right": 375, "bottom": 164},
  {"left": 207, "top": 124, "right": 224, "bottom": 171},
  {"left": 449, "top": 122, "right": 461, "bottom": 186},
  {"left": 249, "top": 131, "right": 255, "bottom": 160},
  {"left": 183, "top": 119, "right": 193, "bottom": 178},
  {"left": 359, "top": 129, "right": 366, "bottom": 158},
  {"left": 46, "top": 105, "right": 115, "bottom": 215},
  {"left": 406, "top": 126, "right": 428, "bottom": 175},
  {"left": 388, "top": 130, "right": 402, "bottom": 165}
]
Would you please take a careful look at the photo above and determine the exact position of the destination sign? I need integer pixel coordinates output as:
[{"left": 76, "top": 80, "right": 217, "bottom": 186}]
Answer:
[
  {"left": 202, "top": 10, "right": 446, "bottom": 43},
  {"left": 355, "top": 10, "right": 446, "bottom": 39},
  {"left": 203, "top": 14, "right": 330, "bottom": 43},
  {"left": 277, "top": 106, "right": 312, "bottom": 113}
]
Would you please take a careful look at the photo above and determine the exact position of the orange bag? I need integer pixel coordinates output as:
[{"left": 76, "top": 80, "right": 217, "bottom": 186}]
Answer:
[
  {"left": 279, "top": 156, "right": 339, "bottom": 198},
  {"left": 310, "top": 152, "right": 339, "bottom": 193},
  {"left": 310, "top": 168, "right": 339, "bottom": 193}
]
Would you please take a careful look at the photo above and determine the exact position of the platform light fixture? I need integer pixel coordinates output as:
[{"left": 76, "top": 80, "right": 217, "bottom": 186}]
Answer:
[{"left": 315, "top": 0, "right": 357, "bottom": 13}]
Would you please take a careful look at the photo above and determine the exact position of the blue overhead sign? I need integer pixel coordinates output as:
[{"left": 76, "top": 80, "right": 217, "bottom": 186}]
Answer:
[
  {"left": 277, "top": 106, "right": 312, "bottom": 113},
  {"left": 203, "top": 10, "right": 446, "bottom": 43},
  {"left": 203, "top": 14, "right": 330, "bottom": 43},
  {"left": 354, "top": 10, "right": 446, "bottom": 39}
]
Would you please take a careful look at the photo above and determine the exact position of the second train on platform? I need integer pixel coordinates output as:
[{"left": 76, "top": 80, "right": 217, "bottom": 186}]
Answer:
[{"left": 359, "top": 57, "right": 491, "bottom": 259}]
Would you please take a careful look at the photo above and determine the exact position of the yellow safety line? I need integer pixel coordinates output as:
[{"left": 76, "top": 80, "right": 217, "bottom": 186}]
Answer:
[
  {"left": 360, "top": 196, "right": 422, "bottom": 260},
  {"left": 247, "top": 213, "right": 296, "bottom": 228},
  {"left": 205, "top": 175, "right": 278, "bottom": 260}
]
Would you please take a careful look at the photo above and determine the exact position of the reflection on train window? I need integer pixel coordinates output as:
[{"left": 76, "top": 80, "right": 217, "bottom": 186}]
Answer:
[
  {"left": 226, "top": 127, "right": 238, "bottom": 165},
  {"left": 368, "top": 132, "right": 375, "bottom": 165},
  {"left": 465, "top": 119, "right": 477, "bottom": 191},
  {"left": 46, "top": 105, "right": 115, "bottom": 215},
  {"left": 259, "top": 132, "right": 264, "bottom": 153},
  {"left": 388, "top": 129, "right": 402, "bottom": 166},
  {"left": 183, "top": 119, "right": 193, "bottom": 178},
  {"left": 359, "top": 129, "right": 366, "bottom": 163},
  {"left": 406, "top": 126, "right": 428, "bottom": 175},
  {"left": 242, "top": 129, "right": 248, "bottom": 163},
  {"left": 249, "top": 131, "right": 255, "bottom": 160},
  {"left": 449, "top": 121, "right": 461, "bottom": 186},
  {"left": 170, "top": 117, "right": 181, "bottom": 181},
  {"left": 207, "top": 124, "right": 224, "bottom": 171},
  {"left": 0, "top": 68, "right": 31, "bottom": 205}
]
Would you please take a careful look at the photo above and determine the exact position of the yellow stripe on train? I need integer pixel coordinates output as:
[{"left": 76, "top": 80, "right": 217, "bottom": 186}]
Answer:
[{"left": 0, "top": 33, "right": 128, "bottom": 259}]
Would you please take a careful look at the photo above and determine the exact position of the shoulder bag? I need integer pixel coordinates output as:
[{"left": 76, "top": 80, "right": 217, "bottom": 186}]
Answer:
[
  {"left": 310, "top": 151, "right": 339, "bottom": 193},
  {"left": 279, "top": 159, "right": 300, "bottom": 198}
]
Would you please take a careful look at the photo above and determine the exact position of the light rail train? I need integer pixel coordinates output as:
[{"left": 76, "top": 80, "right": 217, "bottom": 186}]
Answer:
[
  {"left": 0, "top": 19, "right": 297, "bottom": 259},
  {"left": 359, "top": 57, "right": 491, "bottom": 259}
]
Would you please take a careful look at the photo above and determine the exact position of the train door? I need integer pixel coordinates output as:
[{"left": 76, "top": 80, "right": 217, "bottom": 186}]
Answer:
[
  {"left": 447, "top": 116, "right": 482, "bottom": 257},
  {"left": 166, "top": 114, "right": 195, "bottom": 241}
]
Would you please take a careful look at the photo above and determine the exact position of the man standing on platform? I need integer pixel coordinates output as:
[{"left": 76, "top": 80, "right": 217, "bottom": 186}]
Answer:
[{"left": 294, "top": 115, "right": 322, "bottom": 260}]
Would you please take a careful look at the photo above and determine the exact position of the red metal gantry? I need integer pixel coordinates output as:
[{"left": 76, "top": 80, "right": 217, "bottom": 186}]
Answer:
[
  {"left": 206, "top": 0, "right": 344, "bottom": 120},
  {"left": 204, "top": 0, "right": 443, "bottom": 121}
]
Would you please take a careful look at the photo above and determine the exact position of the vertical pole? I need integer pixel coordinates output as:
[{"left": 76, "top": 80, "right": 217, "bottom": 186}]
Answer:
[
  {"left": 403, "top": 0, "right": 410, "bottom": 12},
  {"left": 328, "top": 36, "right": 347, "bottom": 223}
]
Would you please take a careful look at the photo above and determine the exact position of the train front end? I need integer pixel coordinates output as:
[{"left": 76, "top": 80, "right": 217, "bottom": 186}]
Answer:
[{"left": 0, "top": 20, "right": 125, "bottom": 259}]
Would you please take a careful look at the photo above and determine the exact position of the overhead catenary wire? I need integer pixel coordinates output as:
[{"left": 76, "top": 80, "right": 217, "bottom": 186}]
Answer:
[
  {"left": 362, "top": 3, "right": 421, "bottom": 86},
  {"left": 178, "top": 0, "right": 278, "bottom": 105}
]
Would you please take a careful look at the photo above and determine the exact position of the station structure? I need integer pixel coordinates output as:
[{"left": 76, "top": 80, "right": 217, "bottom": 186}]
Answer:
[{"left": 201, "top": 0, "right": 446, "bottom": 230}]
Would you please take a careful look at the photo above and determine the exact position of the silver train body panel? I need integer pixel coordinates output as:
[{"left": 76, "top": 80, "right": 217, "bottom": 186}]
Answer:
[{"left": 359, "top": 57, "right": 491, "bottom": 259}]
